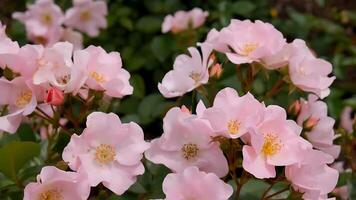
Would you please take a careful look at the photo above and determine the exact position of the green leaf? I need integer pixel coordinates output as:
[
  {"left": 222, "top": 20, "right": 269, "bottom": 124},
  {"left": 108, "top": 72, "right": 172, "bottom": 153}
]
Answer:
[
  {"left": 239, "top": 179, "right": 269, "bottom": 200},
  {"left": 130, "top": 74, "right": 146, "bottom": 98},
  {"left": 231, "top": 1, "right": 256, "bottom": 17},
  {"left": 138, "top": 94, "right": 165, "bottom": 124},
  {"left": 136, "top": 16, "right": 162, "bottom": 33},
  {"left": 16, "top": 124, "right": 36, "bottom": 142},
  {"left": 150, "top": 36, "right": 174, "bottom": 62},
  {"left": 0, "top": 141, "right": 40, "bottom": 180}
]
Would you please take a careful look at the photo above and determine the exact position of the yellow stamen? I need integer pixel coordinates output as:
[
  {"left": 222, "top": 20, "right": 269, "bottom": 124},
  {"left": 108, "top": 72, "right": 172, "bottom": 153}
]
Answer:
[
  {"left": 80, "top": 10, "right": 91, "bottom": 21},
  {"left": 181, "top": 143, "right": 199, "bottom": 160},
  {"left": 261, "top": 133, "right": 282, "bottom": 156},
  {"left": 39, "top": 188, "right": 63, "bottom": 200},
  {"left": 94, "top": 144, "right": 116, "bottom": 165},
  {"left": 90, "top": 71, "right": 106, "bottom": 83},
  {"left": 227, "top": 119, "right": 240, "bottom": 135},
  {"left": 41, "top": 13, "right": 53, "bottom": 25},
  {"left": 241, "top": 43, "right": 259, "bottom": 56},
  {"left": 15, "top": 91, "right": 32, "bottom": 108}
]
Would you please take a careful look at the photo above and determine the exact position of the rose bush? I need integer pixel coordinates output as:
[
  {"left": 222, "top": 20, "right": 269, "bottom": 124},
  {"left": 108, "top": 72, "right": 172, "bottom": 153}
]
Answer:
[{"left": 0, "top": 0, "right": 355, "bottom": 199}]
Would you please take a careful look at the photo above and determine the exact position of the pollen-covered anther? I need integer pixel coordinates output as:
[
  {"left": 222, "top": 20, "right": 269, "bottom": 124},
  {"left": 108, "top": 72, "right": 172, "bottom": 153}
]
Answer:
[
  {"left": 227, "top": 119, "right": 240, "bottom": 134},
  {"left": 241, "top": 43, "right": 259, "bottom": 56},
  {"left": 94, "top": 144, "right": 116, "bottom": 165},
  {"left": 181, "top": 143, "right": 199, "bottom": 160},
  {"left": 15, "top": 91, "right": 32, "bottom": 108},
  {"left": 39, "top": 188, "right": 63, "bottom": 200},
  {"left": 90, "top": 71, "right": 106, "bottom": 83},
  {"left": 261, "top": 133, "right": 282, "bottom": 156}
]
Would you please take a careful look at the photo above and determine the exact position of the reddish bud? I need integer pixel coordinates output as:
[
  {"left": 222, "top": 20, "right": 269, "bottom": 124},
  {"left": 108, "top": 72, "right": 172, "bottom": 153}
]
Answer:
[
  {"left": 288, "top": 100, "right": 301, "bottom": 116},
  {"left": 209, "top": 63, "right": 223, "bottom": 78},
  {"left": 303, "top": 117, "right": 319, "bottom": 131},
  {"left": 45, "top": 87, "right": 64, "bottom": 106},
  {"left": 180, "top": 105, "right": 191, "bottom": 114}
]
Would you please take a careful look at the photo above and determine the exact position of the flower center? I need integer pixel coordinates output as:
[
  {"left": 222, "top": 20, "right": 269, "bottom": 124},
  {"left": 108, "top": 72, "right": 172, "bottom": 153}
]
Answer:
[
  {"left": 90, "top": 71, "right": 106, "bottom": 83},
  {"left": 15, "top": 91, "right": 32, "bottom": 108},
  {"left": 227, "top": 119, "right": 240, "bottom": 134},
  {"left": 41, "top": 13, "right": 53, "bottom": 25},
  {"left": 39, "top": 188, "right": 63, "bottom": 200},
  {"left": 241, "top": 43, "right": 259, "bottom": 56},
  {"left": 298, "top": 67, "right": 306, "bottom": 75},
  {"left": 94, "top": 144, "right": 116, "bottom": 165},
  {"left": 80, "top": 10, "right": 92, "bottom": 21},
  {"left": 189, "top": 72, "right": 201, "bottom": 84},
  {"left": 261, "top": 133, "right": 282, "bottom": 156},
  {"left": 56, "top": 75, "right": 70, "bottom": 85},
  {"left": 181, "top": 143, "right": 199, "bottom": 160}
]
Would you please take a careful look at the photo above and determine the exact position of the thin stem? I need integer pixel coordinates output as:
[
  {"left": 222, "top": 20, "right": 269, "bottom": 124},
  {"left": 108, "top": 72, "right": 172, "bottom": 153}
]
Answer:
[
  {"left": 265, "top": 78, "right": 284, "bottom": 98},
  {"left": 261, "top": 182, "right": 275, "bottom": 199},
  {"left": 264, "top": 186, "right": 290, "bottom": 199},
  {"left": 235, "top": 169, "right": 248, "bottom": 200},
  {"left": 35, "top": 108, "right": 72, "bottom": 136}
]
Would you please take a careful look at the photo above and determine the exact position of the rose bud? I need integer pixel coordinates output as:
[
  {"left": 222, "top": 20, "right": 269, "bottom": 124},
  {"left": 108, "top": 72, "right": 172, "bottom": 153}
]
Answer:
[
  {"left": 288, "top": 100, "right": 301, "bottom": 116},
  {"left": 45, "top": 87, "right": 64, "bottom": 106},
  {"left": 303, "top": 117, "right": 319, "bottom": 131},
  {"left": 209, "top": 63, "right": 223, "bottom": 78}
]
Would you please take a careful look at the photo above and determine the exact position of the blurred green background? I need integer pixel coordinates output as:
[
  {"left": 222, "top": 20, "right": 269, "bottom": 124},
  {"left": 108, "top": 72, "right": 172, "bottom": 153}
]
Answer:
[{"left": 0, "top": 0, "right": 355, "bottom": 199}]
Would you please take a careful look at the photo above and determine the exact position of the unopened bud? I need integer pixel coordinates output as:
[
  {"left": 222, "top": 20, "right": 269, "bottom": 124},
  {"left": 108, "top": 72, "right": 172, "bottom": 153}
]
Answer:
[
  {"left": 303, "top": 117, "right": 319, "bottom": 131},
  {"left": 209, "top": 63, "right": 223, "bottom": 78},
  {"left": 45, "top": 87, "right": 64, "bottom": 106},
  {"left": 181, "top": 105, "right": 191, "bottom": 114},
  {"left": 288, "top": 100, "right": 301, "bottom": 116}
]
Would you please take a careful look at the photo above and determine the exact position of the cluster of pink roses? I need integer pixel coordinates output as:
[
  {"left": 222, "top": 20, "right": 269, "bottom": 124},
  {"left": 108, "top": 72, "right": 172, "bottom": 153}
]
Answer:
[
  {"left": 147, "top": 88, "right": 339, "bottom": 199},
  {"left": 13, "top": 0, "right": 107, "bottom": 47},
  {"left": 0, "top": 21, "right": 132, "bottom": 134},
  {"left": 157, "top": 14, "right": 339, "bottom": 200},
  {"left": 159, "top": 19, "right": 335, "bottom": 99}
]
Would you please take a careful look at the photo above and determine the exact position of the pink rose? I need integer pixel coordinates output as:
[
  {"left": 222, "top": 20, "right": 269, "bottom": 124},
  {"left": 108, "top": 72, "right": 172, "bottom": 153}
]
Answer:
[
  {"left": 13, "top": 0, "right": 64, "bottom": 46},
  {"left": 162, "top": 8, "right": 208, "bottom": 33},
  {"left": 201, "top": 87, "right": 265, "bottom": 138},
  {"left": 288, "top": 39, "right": 335, "bottom": 99},
  {"left": 162, "top": 166, "right": 233, "bottom": 200},
  {"left": 64, "top": 0, "right": 107, "bottom": 37},
  {"left": 0, "top": 77, "right": 43, "bottom": 133},
  {"left": 286, "top": 149, "right": 339, "bottom": 200},
  {"left": 340, "top": 106, "right": 354, "bottom": 133},
  {"left": 158, "top": 44, "right": 213, "bottom": 98},
  {"left": 74, "top": 45, "right": 133, "bottom": 98},
  {"left": 217, "top": 19, "right": 286, "bottom": 64},
  {"left": 297, "top": 95, "right": 340, "bottom": 159},
  {"left": 145, "top": 107, "right": 229, "bottom": 177},
  {"left": 62, "top": 112, "right": 150, "bottom": 195},
  {"left": 242, "top": 105, "right": 311, "bottom": 179},
  {"left": 24, "top": 166, "right": 90, "bottom": 200},
  {"left": 61, "top": 28, "right": 83, "bottom": 50}
]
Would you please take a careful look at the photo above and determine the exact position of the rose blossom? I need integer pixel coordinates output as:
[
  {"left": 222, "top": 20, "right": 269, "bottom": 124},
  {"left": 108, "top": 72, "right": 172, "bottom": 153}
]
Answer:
[
  {"left": 0, "top": 77, "right": 43, "bottom": 133},
  {"left": 24, "top": 166, "right": 90, "bottom": 200},
  {"left": 158, "top": 44, "right": 213, "bottom": 98},
  {"left": 242, "top": 105, "right": 311, "bottom": 179},
  {"left": 162, "top": 8, "right": 208, "bottom": 33},
  {"left": 145, "top": 107, "right": 229, "bottom": 178},
  {"left": 64, "top": 0, "right": 107, "bottom": 37},
  {"left": 74, "top": 45, "right": 133, "bottom": 98},
  {"left": 0, "top": 21, "right": 19, "bottom": 56},
  {"left": 13, "top": 0, "right": 64, "bottom": 46},
  {"left": 217, "top": 19, "right": 286, "bottom": 65},
  {"left": 62, "top": 112, "right": 149, "bottom": 195},
  {"left": 297, "top": 94, "right": 340, "bottom": 159},
  {"left": 201, "top": 87, "right": 265, "bottom": 138},
  {"left": 288, "top": 39, "right": 335, "bottom": 99},
  {"left": 32, "top": 42, "right": 87, "bottom": 94},
  {"left": 162, "top": 166, "right": 233, "bottom": 200},
  {"left": 285, "top": 149, "right": 338, "bottom": 200}
]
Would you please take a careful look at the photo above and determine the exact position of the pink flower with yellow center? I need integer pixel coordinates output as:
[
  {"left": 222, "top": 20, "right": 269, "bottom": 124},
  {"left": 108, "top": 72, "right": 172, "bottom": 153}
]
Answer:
[
  {"left": 24, "top": 166, "right": 90, "bottom": 200},
  {"left": 242, "top": 105, "right": 311, "bottom": 179},
  {"left": 145, "top": 107, "right": 229, "bottom": 178},
  {"left": 62, "top": 112, "right": 149, "bottom": 195}
]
